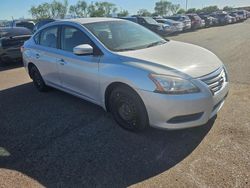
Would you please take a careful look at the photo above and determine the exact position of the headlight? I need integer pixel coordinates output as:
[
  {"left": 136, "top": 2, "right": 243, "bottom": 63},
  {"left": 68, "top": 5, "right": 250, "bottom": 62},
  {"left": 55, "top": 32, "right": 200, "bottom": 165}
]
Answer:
[
  {"left": 149, "top": 74, "right": 200, "bottom": 94},
  {"left": 156, "top": 26, "right": 163, "bottom": 31}
]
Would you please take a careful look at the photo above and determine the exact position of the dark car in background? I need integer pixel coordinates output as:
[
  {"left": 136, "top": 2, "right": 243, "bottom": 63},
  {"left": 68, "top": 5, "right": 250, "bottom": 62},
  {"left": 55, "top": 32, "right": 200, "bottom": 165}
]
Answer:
[
  {"left": 120, "top": 16, "right": 170, "bottom": 36},
  {"left": 33, "top": 19, "right": 56, "bottom": 33},
  {"left": 0, "top": 27, "right": 31, "bottom": 66},
  {"left": 211, "top": 12, "right": 232, "bottom": 25},
  {"left": 6, "top": 20, "right": 35, "bottom": 32},
  {"left": 186, "top": 14, "right": 203, "bottom": 30},
  {"left": 165, "top": 15, "right": 191, "bottom": 30}
]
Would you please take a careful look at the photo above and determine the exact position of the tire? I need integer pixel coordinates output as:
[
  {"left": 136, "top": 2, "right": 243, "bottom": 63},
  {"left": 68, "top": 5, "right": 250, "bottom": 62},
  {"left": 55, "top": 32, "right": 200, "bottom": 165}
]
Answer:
[
  {"left": 109, "top": 85, "right": 149, "bottom": 132},
  {"left": 30, "top": 65, "right": 49, "bottom": 92},
  {"left": 0, "top": 56, "right": 8, "bottom": 67}
]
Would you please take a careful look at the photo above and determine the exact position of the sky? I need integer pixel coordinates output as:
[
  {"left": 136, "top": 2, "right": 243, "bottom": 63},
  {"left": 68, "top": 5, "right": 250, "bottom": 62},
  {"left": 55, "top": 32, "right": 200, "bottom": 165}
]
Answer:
[{"left": 0, "top": 0, "right": 250, "bottom": 20}]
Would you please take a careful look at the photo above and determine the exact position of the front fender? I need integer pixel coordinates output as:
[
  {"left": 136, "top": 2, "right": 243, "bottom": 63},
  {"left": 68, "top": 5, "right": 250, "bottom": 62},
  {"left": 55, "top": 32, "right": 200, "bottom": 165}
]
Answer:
[{"left": 98, "top": 61, "right": 155, "bottom": 109}]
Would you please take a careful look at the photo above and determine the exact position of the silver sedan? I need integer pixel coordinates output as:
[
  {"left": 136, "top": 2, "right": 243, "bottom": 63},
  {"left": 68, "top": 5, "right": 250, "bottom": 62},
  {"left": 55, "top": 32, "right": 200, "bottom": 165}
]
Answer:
[{"left": 22, "top": 18, "right": 229, "bottom": 132}]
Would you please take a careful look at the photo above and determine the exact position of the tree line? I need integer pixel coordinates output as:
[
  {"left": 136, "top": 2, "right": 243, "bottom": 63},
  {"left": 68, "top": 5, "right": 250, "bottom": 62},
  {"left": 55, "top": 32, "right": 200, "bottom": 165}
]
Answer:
[
  {"left": 29, "top": 0, "right": 183, "bottom": 20},
  {"left": 29, "top": 0, "right": 129, "bottom": 20},
  {"left": 29, "top": 0, "right": 236, "bottom": 20}
]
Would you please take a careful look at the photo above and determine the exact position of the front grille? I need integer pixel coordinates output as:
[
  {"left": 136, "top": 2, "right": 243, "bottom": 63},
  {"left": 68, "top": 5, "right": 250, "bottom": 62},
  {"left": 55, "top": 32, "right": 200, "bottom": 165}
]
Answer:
[
  {"left": 212, "top": 92, "right": 228, "bottom": 112},
  {"left": 199, "top": 68, "right": 227, "bottom": 95}
]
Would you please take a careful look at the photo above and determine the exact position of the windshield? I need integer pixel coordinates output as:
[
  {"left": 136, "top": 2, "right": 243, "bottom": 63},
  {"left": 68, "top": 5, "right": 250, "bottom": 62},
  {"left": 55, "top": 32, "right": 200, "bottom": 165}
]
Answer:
[
  {"left": 167, "top": 17, "right": 178, "bottom": 21},
  {"left": 144, "top": 17, "right": 158, "bottom": 24},
  {"left": 84, "top": 20, "right": 167, "bottom": 52}
]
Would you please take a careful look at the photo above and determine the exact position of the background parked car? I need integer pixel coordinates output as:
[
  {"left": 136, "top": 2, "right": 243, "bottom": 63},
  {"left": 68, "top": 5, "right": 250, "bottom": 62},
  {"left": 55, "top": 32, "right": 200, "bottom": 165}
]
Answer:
[
  {"left": 209, "top": 15, "right": 219, "bottom": 25},
  {"left": 120, "top": 16, "right": 170, "bottom": 36},
  {"left": 229, "top": 12, "right": 241, "bottom": 22},
  {"left": 6, "top": 20, "right": 35, "bottom": 32},
  {"left": 0, "top": 27, "right": 31, "bottom": 65},
  {"left": 247, "top": 11, "right": 250, "bottom": 18},
  {"left": 165, "top": 15, "right": 191, "bottom": 31},
  {"left": 211, "top": 12, "right": 232, "bottom": 25},
  {"left": 198, "top": 14, "right": 214, "bottom": 27},
  {"left": 228, "top": 15, "right": 237, "bottom": 23},
  {"left": 155, "top": 18, "right": 184, "bottom": 33},
  {"left": 201, "top": 19, "right": 206, "bottom": 28},
  {"left": 186, "top": 14, "right": 203, "bottom": 30},
  {"left": 236, "top": 10, "right": 248, "bottom": 20},
  {"left": 33, "top": 19, "right": 56, "bottom": 33}
]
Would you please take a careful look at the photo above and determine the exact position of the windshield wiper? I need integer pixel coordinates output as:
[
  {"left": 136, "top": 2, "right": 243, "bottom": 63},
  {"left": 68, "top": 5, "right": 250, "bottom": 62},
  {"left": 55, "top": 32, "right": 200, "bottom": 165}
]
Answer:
[
  {"left": 115, "top": 48, "right": 138, "bottom": 52},
  {"left": 146, "top": 40, "right": 166, "bottom": 48},
  {"left": 115, "top": 40, "right": 167, "bottom": 52}
]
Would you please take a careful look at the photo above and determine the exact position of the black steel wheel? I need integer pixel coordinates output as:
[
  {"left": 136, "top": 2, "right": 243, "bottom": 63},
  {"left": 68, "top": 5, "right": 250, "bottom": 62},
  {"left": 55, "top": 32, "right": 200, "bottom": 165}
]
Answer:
[{"left": 109, "top": 85, "right": 149, "bottom": 132}]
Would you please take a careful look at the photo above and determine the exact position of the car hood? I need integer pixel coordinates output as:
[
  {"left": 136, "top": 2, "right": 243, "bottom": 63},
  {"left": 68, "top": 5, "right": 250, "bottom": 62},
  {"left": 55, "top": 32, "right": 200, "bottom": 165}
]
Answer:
[{"left": 117, "top": 40, "right": 222, "bottom": 78}]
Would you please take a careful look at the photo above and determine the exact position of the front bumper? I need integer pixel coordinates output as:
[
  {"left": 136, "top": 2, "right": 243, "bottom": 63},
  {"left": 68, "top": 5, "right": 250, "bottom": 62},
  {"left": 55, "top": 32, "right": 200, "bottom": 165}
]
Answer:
[
  {"left": 184, "top": 24, "right": 191, "bottom": 30},
  {"left": 136, "top": 81, "right": 229, "bottom": 130}
]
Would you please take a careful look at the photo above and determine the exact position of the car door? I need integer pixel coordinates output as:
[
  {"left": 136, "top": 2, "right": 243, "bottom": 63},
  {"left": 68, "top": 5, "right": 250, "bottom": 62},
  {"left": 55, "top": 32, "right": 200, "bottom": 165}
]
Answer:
[
  {"left": 33, "top": 26, "right": 61, "bottom": 85},
  {"left": 57, "top": 25, "right": 101, "bottom": 103}
]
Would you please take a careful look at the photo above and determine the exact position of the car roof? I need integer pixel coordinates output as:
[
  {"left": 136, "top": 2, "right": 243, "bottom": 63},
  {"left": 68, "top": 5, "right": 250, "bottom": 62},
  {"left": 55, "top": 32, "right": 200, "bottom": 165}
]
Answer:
[
  {"left": 157, "top": 18, "right": 175, "bottom": 22},
  {"left": 0, "top": 27, "right": 32, "bottom": 37}
]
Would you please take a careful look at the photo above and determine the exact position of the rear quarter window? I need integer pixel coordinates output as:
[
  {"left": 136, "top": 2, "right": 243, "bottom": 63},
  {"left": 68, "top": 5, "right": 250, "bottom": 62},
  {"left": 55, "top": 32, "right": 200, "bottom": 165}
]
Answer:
[{"left": 33, "top": 33, "right": 40, "bottom": 44}]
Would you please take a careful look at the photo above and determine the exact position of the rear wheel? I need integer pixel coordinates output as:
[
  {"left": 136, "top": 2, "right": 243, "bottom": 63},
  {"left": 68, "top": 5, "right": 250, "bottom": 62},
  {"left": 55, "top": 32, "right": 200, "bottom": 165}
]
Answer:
[
  {"left": 30, "top": 65, "right": 49, "bottom": 92},
  {"left": 109, "top": 85, "right": 149, "bottom": 132},
  {"left": 0, "top": 55, "right": 9, "bottom": 67}
]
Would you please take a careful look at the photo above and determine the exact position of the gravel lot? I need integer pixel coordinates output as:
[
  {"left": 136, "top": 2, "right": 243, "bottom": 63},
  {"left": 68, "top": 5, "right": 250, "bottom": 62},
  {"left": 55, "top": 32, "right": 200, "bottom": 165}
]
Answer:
[{"left": 0, "top": 20, "right": 249, "bottom": 188}]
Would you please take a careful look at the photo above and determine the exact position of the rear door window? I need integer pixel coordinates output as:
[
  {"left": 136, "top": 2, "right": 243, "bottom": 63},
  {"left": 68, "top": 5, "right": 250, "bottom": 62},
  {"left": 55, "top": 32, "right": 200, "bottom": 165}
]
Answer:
[{"left": 40, "top": 27, "right": 58, "bottom": 48}]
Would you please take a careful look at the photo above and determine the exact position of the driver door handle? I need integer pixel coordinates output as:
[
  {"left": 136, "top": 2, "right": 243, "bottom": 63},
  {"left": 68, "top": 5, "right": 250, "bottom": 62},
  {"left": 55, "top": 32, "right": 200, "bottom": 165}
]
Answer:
[{"left": 59, "top": 59, "right": 65, "bottom": 65}]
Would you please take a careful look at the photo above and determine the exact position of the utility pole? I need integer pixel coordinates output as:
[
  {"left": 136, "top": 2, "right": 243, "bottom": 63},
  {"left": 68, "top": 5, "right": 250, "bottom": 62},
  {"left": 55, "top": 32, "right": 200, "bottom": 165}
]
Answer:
[{"left": 186, "top": 0, "right": 188, "bottom": 11}]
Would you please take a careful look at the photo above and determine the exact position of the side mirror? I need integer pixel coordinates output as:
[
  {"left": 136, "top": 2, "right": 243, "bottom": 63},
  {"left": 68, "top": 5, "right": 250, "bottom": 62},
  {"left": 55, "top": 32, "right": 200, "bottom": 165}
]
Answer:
[{"left": 73, "top": 44, "right": 93, "bottom": 55}]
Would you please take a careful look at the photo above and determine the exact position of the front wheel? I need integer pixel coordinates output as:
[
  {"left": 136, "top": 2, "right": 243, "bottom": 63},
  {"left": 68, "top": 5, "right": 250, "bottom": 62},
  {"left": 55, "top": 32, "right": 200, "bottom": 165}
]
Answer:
[{"left": 109, "top": 85, "right": 149, "bottom": 132}]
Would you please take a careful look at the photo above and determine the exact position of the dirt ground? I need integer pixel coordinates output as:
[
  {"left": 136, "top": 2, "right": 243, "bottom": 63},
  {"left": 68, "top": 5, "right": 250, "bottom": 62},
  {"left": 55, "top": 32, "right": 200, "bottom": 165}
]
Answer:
[{"left": 0, "top": 19, "right": 249, "bottom": 188}]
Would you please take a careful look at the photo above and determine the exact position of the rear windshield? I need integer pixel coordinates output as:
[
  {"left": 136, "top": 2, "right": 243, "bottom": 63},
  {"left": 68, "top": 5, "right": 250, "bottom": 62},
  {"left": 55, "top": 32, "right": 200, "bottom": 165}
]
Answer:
[
  {"left": 193, "top": 15, "right": 200, "bottom": 20},
  {"left": 144, "top": 17, "right": 158, "bottom": 24},
  {"left": 0, "top": 27, "right": 32, "bottom": 38},
  {"left": 167, "top": 17, "right": 179, "bottom": 21},
  {"left": 16, "top": 22, "right": 34, "bottom": 31},
  {"left": 218, "top": 14, "right": 227, "bottom": 17}
]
